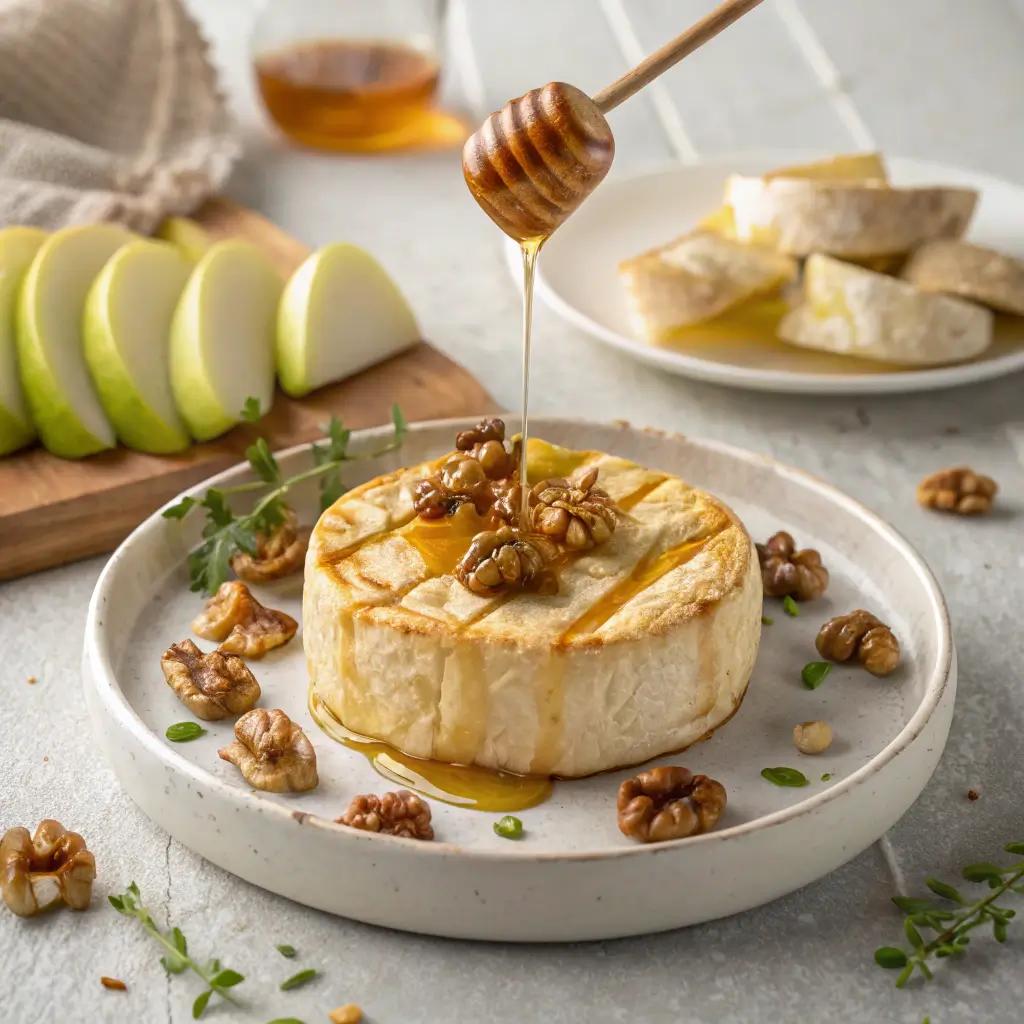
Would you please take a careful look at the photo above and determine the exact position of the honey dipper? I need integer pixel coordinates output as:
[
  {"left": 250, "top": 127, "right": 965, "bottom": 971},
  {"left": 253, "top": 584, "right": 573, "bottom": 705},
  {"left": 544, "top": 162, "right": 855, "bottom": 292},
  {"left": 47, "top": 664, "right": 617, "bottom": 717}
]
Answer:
[{"left": 463, "top": 0, "right": 765, "bottom": 241}]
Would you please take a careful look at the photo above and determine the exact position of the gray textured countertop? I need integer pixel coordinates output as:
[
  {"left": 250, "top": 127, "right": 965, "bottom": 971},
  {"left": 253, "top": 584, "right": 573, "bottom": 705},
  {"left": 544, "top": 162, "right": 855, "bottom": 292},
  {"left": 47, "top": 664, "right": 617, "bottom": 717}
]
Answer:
[{"left": 2, "top": 2, "right": 1024, "bottom": 1022}]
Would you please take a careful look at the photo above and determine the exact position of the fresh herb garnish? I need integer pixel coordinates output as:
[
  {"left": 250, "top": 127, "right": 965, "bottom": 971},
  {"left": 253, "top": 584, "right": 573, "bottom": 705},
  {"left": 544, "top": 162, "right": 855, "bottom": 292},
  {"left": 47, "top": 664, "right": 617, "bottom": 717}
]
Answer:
[
  {"left": 821, "top": 773, "right": 833, "bottom": 781},
  {"left": 875, "top": 842, "right": 1024, "bottom": 986},
  {"left": 276, "top": 944, "right": 297, "bottom": 958},
  {"left": 241, "top": 397, "right": 262, "bottom": 423},
  {"left": 280, "top": 968, "right": 318, "bottom": 991},
  {"left": 801, "top": 661, "right": 832, "bottom": 690},
  {"left": 783, "top": 595, "right": 799, "bottom": 617},
  {"left": 493, "top": 815, "right": 524, "bottom": 840},
  {"left": 163, "top": 402, "right": 407, "bottom": 594},
  {"left": 166, "top": 722, "right": 207, "bottom": 743},
  {"left": 268, "top": 1019, "right": 308, "bottom": 1024},
  {"left": 761, "top": 616, "right": 774, "bottom": 626},
  {"left": 761, "top": 766, "right": 809, "bottom": 788},
  {"left": 109, "top": 883, "right": 244, "bottom": 1018}
]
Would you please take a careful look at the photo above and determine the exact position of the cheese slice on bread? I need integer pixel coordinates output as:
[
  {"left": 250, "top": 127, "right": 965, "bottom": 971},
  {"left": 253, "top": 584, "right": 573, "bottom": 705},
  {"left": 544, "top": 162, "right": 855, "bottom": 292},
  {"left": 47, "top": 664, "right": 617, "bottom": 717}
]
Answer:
[
  {"left": 902, "top": 239, "right": 1024, "bottom": 317},
  {"left": 618, "top": 231, "right": 797, "bottom": 343},
  {"left": 304, "top": 440, "right": 762, "bottom": 778},
  {"left": 779, "top": 254, "right": 993, "bottom": 365}
]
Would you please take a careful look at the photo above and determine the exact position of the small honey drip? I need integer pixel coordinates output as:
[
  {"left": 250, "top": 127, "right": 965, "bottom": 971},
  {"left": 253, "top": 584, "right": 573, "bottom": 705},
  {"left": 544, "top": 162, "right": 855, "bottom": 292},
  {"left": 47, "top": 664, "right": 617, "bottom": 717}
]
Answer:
[
  {"left": 309, "top": 690, "right": 553, "bottom": 813},
  {"left": 518, "top": 237, "right": 546, "bottom": 528},
  {"left": 255, "top": 39, "right": 466, "bottom": 153},
  {"left": 401, "top": 503, "right": 499, "bottom": 577}
]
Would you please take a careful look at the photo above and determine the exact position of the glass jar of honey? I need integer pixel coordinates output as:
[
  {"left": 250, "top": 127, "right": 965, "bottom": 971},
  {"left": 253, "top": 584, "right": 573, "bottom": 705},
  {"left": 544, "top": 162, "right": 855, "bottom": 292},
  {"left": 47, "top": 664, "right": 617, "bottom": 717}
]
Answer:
[{"left": 252, "top": 0, "right": 466, "bottom": 153}]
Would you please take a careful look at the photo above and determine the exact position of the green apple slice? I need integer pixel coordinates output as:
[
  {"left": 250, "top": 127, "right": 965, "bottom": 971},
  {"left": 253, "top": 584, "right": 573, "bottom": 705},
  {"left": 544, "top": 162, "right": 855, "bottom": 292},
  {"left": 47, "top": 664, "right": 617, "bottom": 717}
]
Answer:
[
  {"left": 17, "top": 223, "right": 135, "bottom": 458},
  {"left": 170, "top": 240, "right": 282, "bottom": 442},
  {"left": 0, "top": 227, "right": 48, "bottom": 455},
  {"left": 83, "top": 240, "right": 192, "bottom": 453},
  {"left": 155, "top": 217, "right": 212, "bottom": 264},
  {"left": 276, "top": 243, "right": 419, "bottom": 399}
]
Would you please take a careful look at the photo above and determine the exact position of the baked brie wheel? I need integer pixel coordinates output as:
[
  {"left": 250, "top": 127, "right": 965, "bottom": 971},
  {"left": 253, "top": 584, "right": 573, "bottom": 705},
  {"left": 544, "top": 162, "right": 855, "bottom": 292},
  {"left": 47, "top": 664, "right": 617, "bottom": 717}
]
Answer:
[{"left": 304, "top": 440, "right": 762, "bottom": 778}]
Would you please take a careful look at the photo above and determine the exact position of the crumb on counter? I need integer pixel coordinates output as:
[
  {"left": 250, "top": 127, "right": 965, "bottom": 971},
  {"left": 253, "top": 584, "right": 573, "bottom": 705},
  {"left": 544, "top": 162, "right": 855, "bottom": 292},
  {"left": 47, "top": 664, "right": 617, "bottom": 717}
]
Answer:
[
  {"left": 100, "top": 977, "right": 127, "bottom": 991},
  {"left": 967, "top": 789, "right": 980, "bottom": 801},
  {"left": 329, "top": 1004, "right": 363, "bottom": 1024},
  {"left": 26, "top": 676, "right": 36, "bottom": 685}
]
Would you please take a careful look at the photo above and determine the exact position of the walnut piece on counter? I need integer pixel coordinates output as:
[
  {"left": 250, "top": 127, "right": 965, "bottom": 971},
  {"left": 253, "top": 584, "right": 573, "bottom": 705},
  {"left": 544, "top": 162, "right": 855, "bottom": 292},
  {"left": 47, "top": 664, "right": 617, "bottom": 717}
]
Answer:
[
  {"left": 917, "top": 466, "right": 998, "bottom": 515},
  {"left": 1, "top": 820, "right": 96, "bottom": 918},
  {"left": 191, "top": 581, "right": 298, "bottom": 658},
  {"left": 160, "top": 639, "right": 261, "bottom": 721},
  {"left": 756, "top": 531, "right": 829, "bottom": 601},
  {"left": 218, "top": 708, "right": 318, "bottom": 793},
  {"left": 527, "top": 467, "right": 618, "bottom": 550},
  {"left": 337, "top": 790, "right": 434, "bottom": 840},
  {"left": 617, "top": 766, "right": 727, "bottom": 844},
  {"left": 793, "top": 720, "right": 833, "bottom": 755},
  {"left": 455, "top": 525, "right": 559, "bottom": 597},
  {"left": 231, "top": 507, "right": 308, "bottom": 583},
  {"left": 816, "top": 610, "right": 901, "bottom": 677}
]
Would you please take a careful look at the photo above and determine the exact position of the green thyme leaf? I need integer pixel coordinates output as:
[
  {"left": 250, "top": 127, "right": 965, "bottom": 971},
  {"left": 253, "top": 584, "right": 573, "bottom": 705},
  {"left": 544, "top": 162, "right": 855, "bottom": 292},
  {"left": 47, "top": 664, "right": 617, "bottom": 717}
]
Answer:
[
  {"left": 1004, "top": 842, "right": 1024, "bottom": 855},
  {"left": 820, "top": 773, "right": 833, "bottom": 781},
  {"left": 761, "top": 616, "right": 773, "bottom": 625},
  {"left": 925, "top": 877, "right": 965, "bottom": 903},
  {"left": 320, "top": 417, "right": 351, "bottom": 462},
  {"left": 280, "top": 968, "right": 318, "bottom": 991},
  {"left": 782, "top": 595, "right": 799, "bottom": 617},
  {"left": 493, "top": 815, "right": 524, "bottom": 840},
  {"left": 211, "top": 969, "right": 245, "bottom": 989},
  {"left": 241, "top": 397, "right": 262, "bottom": 422},
  {"left": 165, "top": 722, "right": 206, "bottom": 743},
  {"left": 895, "top": 963, "right": 915, "bottom": 988},
  {"left": 267, "top": 1019, "right": 308, "bottom": 1024},
  {"left": 801, "top": 661, "right": 831, "bottom": 690},
  {"left": 904, "top": 919, "right": 924, "bottom": 949},
  {"left": 392, "top": 403, "right": 408, "bottom": 444},
  {"left": 276, "top": 944, "right": 297, "bottom": 958},
  {"left": 961, "top": 862, "right": 1004, "bottom": 883},
  {"left": 163, "top": 496, "right": 198, "bottom": 520},
  {"left": 761, "top": 766, "right": 808, "bottom": 788},
  {"left": 875, "top": 946, "right": 909, "bottom": 969},
  {"left": 192, "top": 989, "right": 212, "bottom": 1019},
  {"left": 892, "top": 896, "right": 938, "bottom": 915}
]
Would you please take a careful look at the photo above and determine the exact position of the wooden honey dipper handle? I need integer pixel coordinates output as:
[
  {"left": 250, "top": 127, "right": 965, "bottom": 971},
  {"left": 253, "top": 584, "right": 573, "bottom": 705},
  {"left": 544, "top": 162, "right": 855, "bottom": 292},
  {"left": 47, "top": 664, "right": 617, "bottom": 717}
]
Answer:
[{"left": 593, "top": 0, "right": 767, "bottom": 114}]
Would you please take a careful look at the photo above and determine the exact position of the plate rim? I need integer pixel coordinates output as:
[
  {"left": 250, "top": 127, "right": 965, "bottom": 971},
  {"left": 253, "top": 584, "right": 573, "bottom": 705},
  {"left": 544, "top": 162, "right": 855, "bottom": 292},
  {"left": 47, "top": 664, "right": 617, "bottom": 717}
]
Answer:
[
  {"left": 84, "top": 415, "right": 954, "bottom": 863},
  {"left": 509, "top": 151, "right": 1024, "bottom": 395}
]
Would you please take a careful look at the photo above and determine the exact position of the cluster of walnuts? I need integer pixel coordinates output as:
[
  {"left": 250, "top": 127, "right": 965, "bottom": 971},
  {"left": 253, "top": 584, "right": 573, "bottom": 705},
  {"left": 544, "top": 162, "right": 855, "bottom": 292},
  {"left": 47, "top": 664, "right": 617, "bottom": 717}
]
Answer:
[{"left": 411, "top": 418, "right": 621, "bottom": 598}]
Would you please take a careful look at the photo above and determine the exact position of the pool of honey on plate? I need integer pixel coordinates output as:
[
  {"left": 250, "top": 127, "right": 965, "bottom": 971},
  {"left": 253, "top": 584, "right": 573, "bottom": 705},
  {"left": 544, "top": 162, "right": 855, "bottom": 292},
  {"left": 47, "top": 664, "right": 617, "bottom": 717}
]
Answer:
[
  {"left": 309, "top": 689, "right": 553, "bottom": 813},
  {"left": 255, "top": 38, "right": 467, "bottom": 152}
]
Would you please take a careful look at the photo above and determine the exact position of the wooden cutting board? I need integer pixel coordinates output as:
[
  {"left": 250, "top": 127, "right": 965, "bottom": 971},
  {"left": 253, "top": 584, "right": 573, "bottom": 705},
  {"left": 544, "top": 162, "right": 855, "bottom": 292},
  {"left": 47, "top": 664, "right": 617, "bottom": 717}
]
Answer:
[{"left": 0, "top": 198, "right": 495, "bottom": 582}]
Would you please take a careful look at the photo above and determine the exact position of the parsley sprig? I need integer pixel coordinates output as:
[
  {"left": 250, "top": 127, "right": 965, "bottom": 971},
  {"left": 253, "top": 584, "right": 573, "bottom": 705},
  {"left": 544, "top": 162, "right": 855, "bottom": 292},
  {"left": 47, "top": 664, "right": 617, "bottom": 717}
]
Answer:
[
  {"left": 163, "top": 403, "right": 407, "bottom": 594},
  {"left": 876, "top": 842, "right": 1024, "bottom": 986},
  {"left": 109, "top": 883, "right": 245, "bottom": 1018}
]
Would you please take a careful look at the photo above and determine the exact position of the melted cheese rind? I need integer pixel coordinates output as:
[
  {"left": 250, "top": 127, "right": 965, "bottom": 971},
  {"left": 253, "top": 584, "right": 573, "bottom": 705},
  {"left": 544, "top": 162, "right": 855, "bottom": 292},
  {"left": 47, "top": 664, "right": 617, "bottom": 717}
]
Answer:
[
  {"left": 902, "top": 239, "right": 1024, "bottom": 317},
  {"left": 618, "top": 230, "right": 797, "bottom": 343},
  {"left": 304, "top": 446, "right": 762, "bottom": 777},
  {"left": 779, "top": 254, "right": 993, "bottom": 366},
  {"left": 724, "top": 177, "right": 977, "bottom": 259}
]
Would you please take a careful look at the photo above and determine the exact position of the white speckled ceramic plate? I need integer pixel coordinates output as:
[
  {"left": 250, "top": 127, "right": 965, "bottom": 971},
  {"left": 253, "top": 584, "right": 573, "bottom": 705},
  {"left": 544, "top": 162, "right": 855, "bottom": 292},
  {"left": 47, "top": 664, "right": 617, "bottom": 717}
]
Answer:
[
  {"left": 83, "top": 418, "right": 954, "bottom": 941},
  {"left": 504, "top": 153, "right": 1024, "bottom": 395}
]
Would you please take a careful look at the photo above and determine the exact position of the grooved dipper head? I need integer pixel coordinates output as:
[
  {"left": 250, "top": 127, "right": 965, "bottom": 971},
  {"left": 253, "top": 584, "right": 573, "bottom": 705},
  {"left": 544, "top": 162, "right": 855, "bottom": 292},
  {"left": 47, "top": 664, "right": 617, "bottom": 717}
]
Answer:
[{"left": 463, "top": 82, "right": 615, "bottom": 242}]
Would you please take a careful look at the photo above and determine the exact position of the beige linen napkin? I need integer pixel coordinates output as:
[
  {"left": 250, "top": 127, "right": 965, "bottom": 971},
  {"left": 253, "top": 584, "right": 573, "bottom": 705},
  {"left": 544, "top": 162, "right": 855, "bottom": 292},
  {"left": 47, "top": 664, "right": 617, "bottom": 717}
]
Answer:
[{"left": 0, "top": 0, "right": 239, "bottom": 232}]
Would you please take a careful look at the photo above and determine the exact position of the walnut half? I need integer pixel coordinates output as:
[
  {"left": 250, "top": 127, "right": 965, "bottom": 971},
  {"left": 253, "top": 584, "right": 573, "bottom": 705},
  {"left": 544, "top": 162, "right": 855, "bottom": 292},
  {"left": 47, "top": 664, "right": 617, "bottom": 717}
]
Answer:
[
  {"left": 219, "top": 708, "right": 318, "bottom": 793},
  {"left": 756, "top": 531, "right": 829, "bottom": 601},
  {"left": 917, "top": 466, "right": 997, "bottom": 515},
  {"left": 454, "top": 526, "right": 559, "bottom": 597},
  {"left": 191, "top": 581, "right": 298, "bottom": 659},
  {"left": 337, "top": 791, "right": 434, "bottom": 840},
  {"left": 231, "top": 507, "right": 308, "bottom": 583},
  {"left": 816, "top": 610, "right": 900, "bottom": 677},
  {"left": 161, "top": 639, "right": 261, "bottom": 721},
  {"left": 618, "top": 767, "right": 727, "bottom": 844},
  {"left": 1, "top": 821, "right": 96, "bottom": 918}
]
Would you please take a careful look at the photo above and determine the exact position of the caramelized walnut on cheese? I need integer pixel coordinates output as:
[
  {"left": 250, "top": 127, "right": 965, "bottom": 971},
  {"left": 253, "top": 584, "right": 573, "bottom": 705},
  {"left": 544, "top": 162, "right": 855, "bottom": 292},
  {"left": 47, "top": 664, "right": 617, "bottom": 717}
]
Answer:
[
  {"left": 192, "top": 581, "right": 298, "bottom": 658},
  {"left": 337, "top": 790, "right": 434, "bottom": 840},
  {"left": 161, "top": 639, "right": 261, "bottom": 721},
  {"left": 218, "top": 708, "right": 318, "bottom": 792},
  {"left": 1, "top": 821, "right": 96, "bottom": 918},
  {"left": 303, "top": 433, "right": 763, "bottom": 777},
  {"left": 617, "top": 767, "right": 727, "bottom": 844}
]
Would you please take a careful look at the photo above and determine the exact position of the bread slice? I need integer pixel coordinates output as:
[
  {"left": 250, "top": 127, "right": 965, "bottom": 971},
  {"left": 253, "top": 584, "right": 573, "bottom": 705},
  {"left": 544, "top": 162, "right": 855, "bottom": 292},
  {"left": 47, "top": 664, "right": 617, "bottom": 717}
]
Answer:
[
  {"left": 304, "top": 439, "right": 762, "bottom": 778},
  {"left": 618, "top": 230, "right": 797, "bottom": 343},
  {"left": 779, "top": 255, "right": 993, "bottom": 365},
  {"left": 902, "top": 239, "right": 1024, "bottom": 317}
]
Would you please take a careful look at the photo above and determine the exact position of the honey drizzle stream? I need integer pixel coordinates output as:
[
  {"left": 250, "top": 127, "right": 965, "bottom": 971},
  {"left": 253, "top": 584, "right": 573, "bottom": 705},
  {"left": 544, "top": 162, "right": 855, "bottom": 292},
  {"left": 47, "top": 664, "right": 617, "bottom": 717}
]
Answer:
[
  {"left": 518, "top": 237, "right": 545, "bottom": 528},
  {"left": 309, "top": 689, "right": 552, "bottom": 813}
]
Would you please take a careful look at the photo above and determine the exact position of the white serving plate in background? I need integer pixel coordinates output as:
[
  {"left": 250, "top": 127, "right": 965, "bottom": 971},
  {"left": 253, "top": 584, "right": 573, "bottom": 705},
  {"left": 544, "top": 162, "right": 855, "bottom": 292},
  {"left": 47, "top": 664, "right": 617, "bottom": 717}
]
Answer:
[
  {"left": 505, "top": 153, "right": 1024, "bottom": 395},
  {"left": 83, "top": 418, "right": 954, "bottom": 941}
]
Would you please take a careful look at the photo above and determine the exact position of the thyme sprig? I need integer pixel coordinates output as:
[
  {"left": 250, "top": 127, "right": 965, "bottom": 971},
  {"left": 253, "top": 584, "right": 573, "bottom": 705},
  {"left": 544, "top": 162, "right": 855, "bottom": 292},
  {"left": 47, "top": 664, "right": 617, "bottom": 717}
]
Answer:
[
  {"left": 163, "top": 403, "right": 407, "bottom": 594},
  {"left": 109, "top": 883, "right": 245, "bottom": 1018},
  {"left": 875, "top": 842, "right": 1024, "bottom": 986}
]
